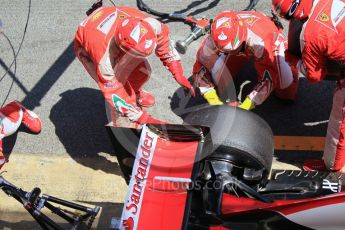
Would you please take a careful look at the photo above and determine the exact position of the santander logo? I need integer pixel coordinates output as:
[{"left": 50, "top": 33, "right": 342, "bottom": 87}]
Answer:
[
  {"left": 120, "top": 125, "right": 158, "bottom": 229},
  {"left": 122, "top": 217, "right": 134, "bottom": 230}
]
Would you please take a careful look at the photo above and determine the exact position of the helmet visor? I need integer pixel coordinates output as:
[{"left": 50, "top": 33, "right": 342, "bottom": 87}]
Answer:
[{"left": 284, "top": 0, "right": 301, "bottom": 19}]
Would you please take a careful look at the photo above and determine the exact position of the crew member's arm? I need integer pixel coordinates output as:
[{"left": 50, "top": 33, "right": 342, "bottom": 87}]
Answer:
[
  {"left": 192, "top": 35, "right": 224, "bottom": 105},
  {"left": 95, "top": 61, "right": 164, "bottom": 125},
  {"left": 193, "top": 35, "right": 220, "bottom": 74},
  {"left": 154, "top": 21, "right": 195, "bottom": 96},
  {"left": 74, "top": 37, "right": 163, "bottom": 125},
  {"left": 300, "top": 38, "right": 328, "bottom": 83},
  {"left": 240, "top": 45, "right": 275, "bottom": 110},
  {"left": 240, "top": 69, "right": 274, "bottom": 110},
  {"left": 74, "top": 39, "right": 99, "bottom": 82},
  {"left": 240, "top": 32, "right": 291, "bottom": 110}
]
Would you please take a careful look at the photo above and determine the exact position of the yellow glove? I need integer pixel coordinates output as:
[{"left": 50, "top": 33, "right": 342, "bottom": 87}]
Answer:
[
  {"left": 203, "top": 88, "right": 223, "bottom": 105},
  {"left": 239, "top": 97, "right": 255, "bottom": 110}
]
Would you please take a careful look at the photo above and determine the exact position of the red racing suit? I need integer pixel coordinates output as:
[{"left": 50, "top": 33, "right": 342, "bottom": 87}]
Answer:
[
  {"left": 74, "top": 6, "right": 185, "bottom": 128},
  {"left": 194, "top": 11, "right": 298, "bottom": 106},
  {"left": 297, "top": 0, "right": 345, "bottom": 171}
]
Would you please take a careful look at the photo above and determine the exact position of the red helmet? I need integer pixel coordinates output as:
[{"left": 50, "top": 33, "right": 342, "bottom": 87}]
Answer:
[
  {"left": 115, "top": 17, "right": 157, "bottom": 57},
  {"left": 272, "top": 0, "right": 313, "bottom": 20},
  {"left": 211, "top": 11, "right": 247, "bottom": 53}
]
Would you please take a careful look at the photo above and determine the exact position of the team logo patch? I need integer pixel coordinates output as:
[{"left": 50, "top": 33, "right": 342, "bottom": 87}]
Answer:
[
  {"left": 92, "top": 11, "right": 103, "bottom": 21},
  {"left": 140, "top": 27, "right": 148, "bottom": 34},
  {"left": 218, "top": 31, "right": 228, "bottom": 41},
  {"left": 237, "top": 13, "right": 260, "bottom": 27},
  {"left": 130, "top": 25, "right": 148, "bottom": 44},
  {"left": 119, "top": 14, "right": 127, "bottom": 19},
  {"left": 222, "top": 21, "right": 231, "bottom": 28},
  {"left": 263, "top": 70, "right": 273, "bottom": 93},
  {"left": 315, "top": 1, "right": 344, "bottom": 32},
  {"left": 246, "top": 17, "right": 254, "bottom": 25},
  {"left": 144, "top": 39, "right": 153, "bottom": 49},
  {"left": 245, "top": 16, "right": 259, "bottom": 26},
  {"left": 322, "top": 179, "right": 341, "bottom": 192},
  {"left": 215, "top": 17, "right": 231, "bottom": 29},
  {"left": 319, "top": 12, "right": 329, "bottom": 22},
  {"left": 112, "top": 94, "right": 135, "bottom": 115}
]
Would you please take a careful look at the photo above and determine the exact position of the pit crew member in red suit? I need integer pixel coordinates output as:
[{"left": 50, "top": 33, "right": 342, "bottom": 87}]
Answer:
[
  {"left": 74, "top": 6, "right": 194, "bottom": 128},
  {"left": 193, "top": 10, "right": 299, "bottom": 109},
  {"left": 272, "top": 0, "right": 345, "bottom": 172}
]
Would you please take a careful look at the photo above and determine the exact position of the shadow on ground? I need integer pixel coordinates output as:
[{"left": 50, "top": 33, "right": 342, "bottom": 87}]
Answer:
[
  {"left": 255, "top": 78, "right": 334, "bottom": 167},
  {"left": 49, "top": 88, "right": 123, "bottom": 176},
  {"left": 154, "top": 0, "right": 221, "bottom": 23},
  {"left": 2, "top": 123, "right": 42, "bottom": 163},
  {"left": 2, "top": 132, "right": 18, "bottom": 161}
]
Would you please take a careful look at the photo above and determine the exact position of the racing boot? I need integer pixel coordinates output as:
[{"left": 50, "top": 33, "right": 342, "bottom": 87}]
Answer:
[
  {"left": 14, "top": 101, "right": 42, "bottom": 134},
  {"left": 303, "top": 159, "right": 327, "bottom": 171},
  {"left": 136, "top": 90, "right": 155, "bottom": 107},
  {"left": 203, "top": 88, "right": 223, "bottom": 105}
]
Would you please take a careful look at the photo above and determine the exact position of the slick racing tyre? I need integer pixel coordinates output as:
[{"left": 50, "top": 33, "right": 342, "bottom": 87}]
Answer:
[{"left": 183, "top": 105, "right": 274, "bottom": 178}]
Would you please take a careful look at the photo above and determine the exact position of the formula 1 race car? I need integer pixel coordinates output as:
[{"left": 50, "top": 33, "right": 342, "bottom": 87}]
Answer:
[{"left": 112, "top": 105, "right": 345, "bottom": 230}]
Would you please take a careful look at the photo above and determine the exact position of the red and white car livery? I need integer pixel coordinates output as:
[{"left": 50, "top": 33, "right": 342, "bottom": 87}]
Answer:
[{"left": 116, "top": 106, "right": 345, "bottom": 230}]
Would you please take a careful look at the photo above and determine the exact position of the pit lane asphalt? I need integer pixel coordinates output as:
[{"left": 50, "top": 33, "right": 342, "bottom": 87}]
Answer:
[
  {"left": 0, "top": 0, "right": 331, "bottom": 204},
  {"left": 0, "top": 0, "right": 332, "bottom": 228}
]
